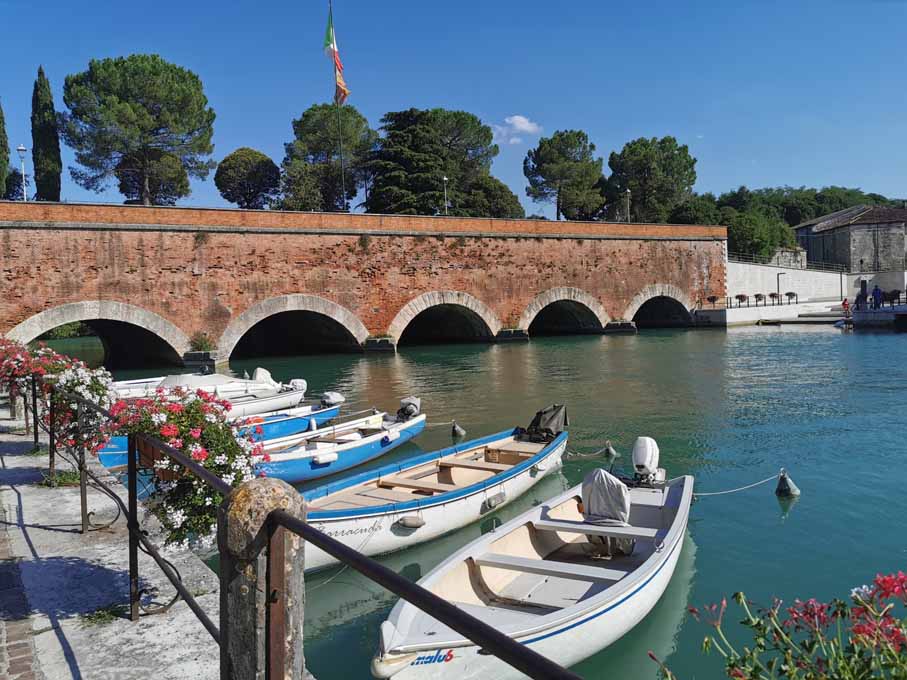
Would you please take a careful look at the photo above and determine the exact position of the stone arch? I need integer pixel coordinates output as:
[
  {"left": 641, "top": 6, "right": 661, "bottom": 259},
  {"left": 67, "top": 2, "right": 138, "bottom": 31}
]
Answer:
[
  {"left": 622, "top": 283, "right": 695, "bottom": 327},
  {"left": 218, "top": 294, "right": 369, "bottom": 359},
  {"left": 6, "top": 300, "right": 191, "bottom": 357},
  {"left": 517, "top": 287, "right": 610, "bottom": 332},
  {"left": 386, "top": 291, "right": 502, "bottom": 345}
]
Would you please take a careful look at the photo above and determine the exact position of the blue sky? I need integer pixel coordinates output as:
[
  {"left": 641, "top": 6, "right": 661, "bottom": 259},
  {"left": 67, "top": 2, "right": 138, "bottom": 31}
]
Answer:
[{"left": 1, "top": 0, "right": 905, "bottom": 216}]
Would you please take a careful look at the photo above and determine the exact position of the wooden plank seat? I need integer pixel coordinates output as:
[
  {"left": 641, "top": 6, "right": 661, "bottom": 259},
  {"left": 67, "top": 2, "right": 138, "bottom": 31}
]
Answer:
[
  {"left": 355, "top": 487, "right": 419, "bottom": 503},
  {"left": 378, "top": 475, "right": 457, "bottom": 494},
  {"left": 474, "top": 553, "right": 626, "bottom": 583},
  {"left": 533, "top": 518, "right": 659, "bottom": 541},
  {"left": 487, "top": 441, "right": 542, "bottom": 456},
  {"left": 439, "top": 459, "right": 510, "bottom": 473}
]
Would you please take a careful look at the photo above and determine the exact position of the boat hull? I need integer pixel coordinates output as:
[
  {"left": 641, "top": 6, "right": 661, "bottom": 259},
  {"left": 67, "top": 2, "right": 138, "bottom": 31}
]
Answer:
[
  {"left": 303, "top": 433, "right": 567, "bottom": 572},
  {"left": 256, "top": 416, "right": 427, "bottom": 484},
  {"left": 376, "top": 527, "right": 685, "bottom": 679}
]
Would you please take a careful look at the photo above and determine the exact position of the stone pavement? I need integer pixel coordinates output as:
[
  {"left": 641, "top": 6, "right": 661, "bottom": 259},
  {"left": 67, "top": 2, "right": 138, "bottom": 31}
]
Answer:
[{"left": 0, "top": 405, "right": 220, "bottom": 680}]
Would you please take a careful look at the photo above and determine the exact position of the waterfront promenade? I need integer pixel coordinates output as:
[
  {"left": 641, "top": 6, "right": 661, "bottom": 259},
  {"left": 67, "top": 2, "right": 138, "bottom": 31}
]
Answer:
[{"left": 0, "top": 403, "right": 218, "bottom": 680}]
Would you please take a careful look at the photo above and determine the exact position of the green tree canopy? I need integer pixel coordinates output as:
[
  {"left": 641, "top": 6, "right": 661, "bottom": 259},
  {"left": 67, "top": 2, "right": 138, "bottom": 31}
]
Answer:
[
  {"left": 604, "top": 136, "right": 696, "bottom": 222},
  {"left": 668, "top": 192, "right": 721, "bottom": 225},
  {"left": 366, "top": 108, "right": 512, "bottom": 216},
  {"left": 115, "top": 151, "right": 189, "bottom": 205},
  {"left": 31, "top": 67, "right": 62, "bottom": 201},
  {"left": 61, "top": 54, "right": 215, "bottom": 205},
  {"left": 215, "top": 147, "right": 279, "bottom": 209},
  {"left": 4, "top": 168, "right": 23, "bottom": 201},
  {"left": 523, "top": 130, "right": 604, "bottom": 220},
  {"left": 0, "top": 101, "right": 8, "bottom": 195},
  {"left": 279, "top": 103, "right": 377, "bottom": 212}
]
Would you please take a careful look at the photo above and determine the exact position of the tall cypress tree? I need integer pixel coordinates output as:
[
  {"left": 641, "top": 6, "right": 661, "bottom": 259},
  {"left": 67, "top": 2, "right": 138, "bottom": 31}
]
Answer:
[
  {"left": 0, "top": 99, "right": 9, "bottom": 195},
  {"left": 31, "top": 66, "right": 62, "bottom": 201}
]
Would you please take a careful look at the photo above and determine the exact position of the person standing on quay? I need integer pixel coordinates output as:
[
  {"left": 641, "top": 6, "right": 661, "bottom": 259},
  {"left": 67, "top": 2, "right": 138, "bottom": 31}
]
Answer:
[{"left": 872, "top": 285, "right": 883, "bottom": 310}]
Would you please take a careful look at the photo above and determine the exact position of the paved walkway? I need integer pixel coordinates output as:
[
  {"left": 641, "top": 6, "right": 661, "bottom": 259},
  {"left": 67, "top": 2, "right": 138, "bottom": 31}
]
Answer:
[{"left": 0, "top": 403, "right": 219, "bottom": 680}]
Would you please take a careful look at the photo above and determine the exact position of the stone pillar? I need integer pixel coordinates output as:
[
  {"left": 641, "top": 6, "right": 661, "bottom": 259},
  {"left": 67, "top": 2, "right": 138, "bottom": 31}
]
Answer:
[{"left": 218, "top": 477, "right": 313, "bottom": 679}]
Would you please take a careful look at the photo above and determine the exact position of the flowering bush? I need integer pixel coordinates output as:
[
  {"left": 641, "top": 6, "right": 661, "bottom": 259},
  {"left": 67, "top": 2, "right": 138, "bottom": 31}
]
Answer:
[
  {"left": 652, "top": 572, "right": 907, "bottom": 679},
  {"left": 106, "top": 387, "right": 266, "bottom": 548}
]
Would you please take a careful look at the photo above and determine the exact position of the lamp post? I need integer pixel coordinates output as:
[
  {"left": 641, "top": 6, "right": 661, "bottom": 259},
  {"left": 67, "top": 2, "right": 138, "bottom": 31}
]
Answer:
[
  {"left": 625, "top": 188, "right": 631, "bottom": 223},
  {"left": 16, "top": 144, "right": 27, "bottom": 201},
  {"left": 777, "top": 272, "right": 786, "bottom": 304},
  {"left": 442, "top": 176, "right": 449, "bottom": 216}
]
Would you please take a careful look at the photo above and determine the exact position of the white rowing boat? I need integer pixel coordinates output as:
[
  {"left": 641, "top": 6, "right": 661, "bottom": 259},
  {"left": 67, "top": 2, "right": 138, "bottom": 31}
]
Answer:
[
  {"left": 371, "top": 438, "right": 693, "bottom": 679},
  {"left": 303, "top": 406, "right": 570, "bottom": 573}
]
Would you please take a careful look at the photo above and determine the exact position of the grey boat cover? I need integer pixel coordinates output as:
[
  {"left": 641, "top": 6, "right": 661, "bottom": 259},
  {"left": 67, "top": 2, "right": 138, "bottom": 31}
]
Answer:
[
  {"left": 581, "top": 468, "right": 634, "bottom": 556},
  {"left": 516, "top": 404, "right": 568, "bottom": 443},
  {"left": 395, "top": 396, "right": 421, "bottom": 422}
]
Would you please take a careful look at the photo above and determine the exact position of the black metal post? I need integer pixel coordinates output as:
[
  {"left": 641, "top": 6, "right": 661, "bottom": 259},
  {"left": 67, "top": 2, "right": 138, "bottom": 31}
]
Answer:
[
  {"left": 127, "top": 434, "right": 140, "bottom": 621},
  {"left": 31, "top": 375, "right": 39, "bottom": 451},
  {"left": 48, "top": 394, "right": 56, "bottom": 481}
]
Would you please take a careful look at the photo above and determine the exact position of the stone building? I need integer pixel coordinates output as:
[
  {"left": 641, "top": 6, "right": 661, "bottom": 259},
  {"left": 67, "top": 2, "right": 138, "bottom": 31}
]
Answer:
[{"left": 795, "top": 205, "right": 907, "bottom": 272}]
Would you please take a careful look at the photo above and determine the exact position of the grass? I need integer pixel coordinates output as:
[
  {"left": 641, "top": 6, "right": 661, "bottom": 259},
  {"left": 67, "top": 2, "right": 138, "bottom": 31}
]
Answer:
[
  {"left": 80, "top": 603, "right": 129, "bottom": 626},
  {"left": 40, "top": 468, "right": 81, "bottom": 487},
  {"left": 25, "top": 445, "right": 47, "bottom": 456}
]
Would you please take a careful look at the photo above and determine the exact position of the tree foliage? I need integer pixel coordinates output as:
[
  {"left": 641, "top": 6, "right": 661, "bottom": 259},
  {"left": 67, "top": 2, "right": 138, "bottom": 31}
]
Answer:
[
  {"left": 279, "top": 103, "right": 376, "bottom": 212},
  {"left": 61, "top": 54, "right": 215, "bottom": 205},
  {"left": 3, "top": 168, "right": 23, "bottom": 201},
  {"left": 0, "top": 101, "right": 8, "bottom": 196},
  {"left": 523, "top": 130, "right": 604, "bottom": 220},
  {"left": 215, "top": 147, "right": 279, "bottom": 209},
  {"left": 604, "top": 136, "right": 696, "bottom": 222},
  {"left": 116, "top": 150, "right": 189, "bottom": 205},
  {"left": 31, "top": 67, "right": 62, "bottom": 201},
  {"left": 365, "top": 107, "right": 520, "bottom": 218}
]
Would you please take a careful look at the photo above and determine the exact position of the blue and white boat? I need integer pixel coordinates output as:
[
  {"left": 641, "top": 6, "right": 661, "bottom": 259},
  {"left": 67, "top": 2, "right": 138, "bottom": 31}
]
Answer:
[
  {"left": 301, "top": 405, "right": 569, "bottom": 572},
  {"left": 256, "top": 398, "right": 427, "bottom": 485},
  {"left": 97, "top": 399, "right": 344, "bottom": 469}
]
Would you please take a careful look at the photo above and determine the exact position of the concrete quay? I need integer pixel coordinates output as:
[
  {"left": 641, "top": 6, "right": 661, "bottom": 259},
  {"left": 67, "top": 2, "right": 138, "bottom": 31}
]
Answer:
[{"left": 0, "top": 404, "right": 219, "bottom": 680}]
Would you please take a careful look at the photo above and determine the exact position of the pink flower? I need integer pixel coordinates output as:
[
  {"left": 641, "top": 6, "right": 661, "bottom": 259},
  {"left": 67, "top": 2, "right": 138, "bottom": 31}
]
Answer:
[
  {"left": 167, "top": 438, "right": 184, "bottom": 450},
  {"left": 166, "top": 403, "right": 184, "bottom": 414},
  {"left": 874, "top": 572, "right": 907, "bottom": 601},
  {"left": 189, "top": 428, "right": 202, "bottom": 439},
  {"left": 191, "top": 447, "right": 208, "bottom": 462},
  {"left": 784, "top": 598, "right": 834, "bottom": 632},
  {"left": 160, "top": 423, "right": 179, "bottom": 438}
]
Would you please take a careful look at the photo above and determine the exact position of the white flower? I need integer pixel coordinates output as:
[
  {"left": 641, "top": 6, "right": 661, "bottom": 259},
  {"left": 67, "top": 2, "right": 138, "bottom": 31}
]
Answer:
[{"left": 850, "top": 585, "right": 873, "bottom": 601}]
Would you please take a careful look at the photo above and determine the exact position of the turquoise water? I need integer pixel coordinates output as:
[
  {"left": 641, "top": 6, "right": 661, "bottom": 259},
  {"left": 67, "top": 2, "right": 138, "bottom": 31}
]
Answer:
[{"left": 55, "top": 327, "right": 907, "bottom": 678}]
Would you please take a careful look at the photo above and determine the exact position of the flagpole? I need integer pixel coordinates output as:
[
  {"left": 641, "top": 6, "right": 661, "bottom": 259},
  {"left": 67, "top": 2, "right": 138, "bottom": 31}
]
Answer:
[{"left": 330, "top": 0, "right": 347, "bottom": 211}]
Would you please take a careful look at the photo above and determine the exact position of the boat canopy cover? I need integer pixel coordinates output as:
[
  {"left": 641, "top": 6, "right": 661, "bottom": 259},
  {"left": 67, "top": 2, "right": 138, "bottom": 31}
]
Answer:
[
  {"left": 395, "top": 396, "right": 421, "bottom": 422},
  {"left": 581, "top": 468, "right": 630, "bottom": 525},
  {"left": 321, "top": 391, "right": 345, "bottom": 407},
  {"left": 516, "top": 404, "right": 568, "bottom": 442}
]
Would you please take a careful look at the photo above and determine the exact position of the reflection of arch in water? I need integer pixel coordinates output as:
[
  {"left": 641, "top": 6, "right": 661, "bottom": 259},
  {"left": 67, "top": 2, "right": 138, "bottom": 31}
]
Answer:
[{"left": 571, "top": 531, "right": 698, "bottom": 678}]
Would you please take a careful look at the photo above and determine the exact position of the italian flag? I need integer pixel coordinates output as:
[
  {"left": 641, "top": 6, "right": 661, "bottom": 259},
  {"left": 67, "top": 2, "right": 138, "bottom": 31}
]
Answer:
[{"left": 324, "top": 6, "right": 351, "bottom": 105}]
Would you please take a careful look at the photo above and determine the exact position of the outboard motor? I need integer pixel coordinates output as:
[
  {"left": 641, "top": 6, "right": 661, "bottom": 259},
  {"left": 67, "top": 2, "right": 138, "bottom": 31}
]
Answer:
[
  {"left": 395, "top": 396, "right": 421, "bottom": 422},
  {"left": 515, "top": 404, "right": 568, "bottom": 443},
  {"left": 320, "top": 391, "right": 345, "bottom": 407},
  {"left": 288, "top": 378, "right": 308, "bottom": 395},
  {"left": 631, "top": 436, "right": 666, "bottom": 486}
]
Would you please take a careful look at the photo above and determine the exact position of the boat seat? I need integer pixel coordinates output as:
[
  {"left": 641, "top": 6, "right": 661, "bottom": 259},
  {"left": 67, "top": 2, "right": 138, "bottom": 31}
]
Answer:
[
  {"left": 474, "top": 553, "right": 626, "bottom": 583},
  {"left": 533, "top": 519, "right": 658, "bottom": 541},
  {"left": 378, "top": 475, "right": 457, "bottom": 493},
  {"left": 487, "top": 441, "right": 541, "bottom": 457},
  {"left": 439, "top": 459, "right": 510, "bottom": 473},
  {"left": 356, "top": 488, "right": 418, "bottom": 503}
]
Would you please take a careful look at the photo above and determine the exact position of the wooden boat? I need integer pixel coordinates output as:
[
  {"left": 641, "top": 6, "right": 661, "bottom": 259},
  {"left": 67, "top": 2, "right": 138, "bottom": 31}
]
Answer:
[
  {"left": 256, "top": 399, "right": 427, "bottom": 484},
  {"left": 371, "top": 469, "right": 694, "bottom": 679},
  {"left": 303, "top": 428, "right": 568, "bottom": 572},
  {"left": 97, "top": 401, "right": 342, "bottom": 469}
]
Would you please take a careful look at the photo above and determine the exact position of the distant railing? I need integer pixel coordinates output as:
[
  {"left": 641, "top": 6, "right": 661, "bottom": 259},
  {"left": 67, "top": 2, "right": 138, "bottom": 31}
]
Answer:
[
  {"left": 728, "top": 251, "right": 847, "bottom": 273},
  {"left": 13, "top": 380, "right": 582, "bottom": 680}
]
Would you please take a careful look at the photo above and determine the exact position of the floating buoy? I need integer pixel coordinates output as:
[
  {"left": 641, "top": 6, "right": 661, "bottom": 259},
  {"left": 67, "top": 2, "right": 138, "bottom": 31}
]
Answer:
[
  {"left": 451, "top": 421, "right": 466, "bottom": 439},
  {"left": 604, "top": 440, "right": 619, "bottom": 458},
  {"left": 775, "top": 468, "right": 801, "bottom": 497}
]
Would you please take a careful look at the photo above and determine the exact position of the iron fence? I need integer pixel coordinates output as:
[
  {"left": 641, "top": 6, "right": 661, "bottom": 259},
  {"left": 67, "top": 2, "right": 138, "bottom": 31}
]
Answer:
[
  {"left": 11, "top": 379, "right": 582, "bottom": 680},
  {"left": 728, "top": 251, "right": 847, "bottom": 273}
]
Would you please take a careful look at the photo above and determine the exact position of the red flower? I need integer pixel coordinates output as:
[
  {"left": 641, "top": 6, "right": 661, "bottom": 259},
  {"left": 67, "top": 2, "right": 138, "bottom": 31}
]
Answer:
[
  {"left": 189, "top": 428, "right": 202, "bottom": 439},
  {"left": 254, "top": 425, "right": 264, "bottom": 436},
  {"left": 160, "top": 423, "right": 179, "bottom": 438},
  {"left": 191, "top": 447, "right": 209, "bottom": 462},
  {"left": 166, "top": 403, "right": 184, "bottom": 414},
  {"left": 874, "top": 572, "right": 907, "bottom": 601},
  {"left": 784, "top": 598, "right": 834, "bottom": 632}
]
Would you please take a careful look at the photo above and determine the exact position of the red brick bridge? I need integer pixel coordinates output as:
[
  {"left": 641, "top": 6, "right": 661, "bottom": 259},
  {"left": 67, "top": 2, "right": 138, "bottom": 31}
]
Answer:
[{"left": 0, "top": 202, "right": 726, "bottom": 367}]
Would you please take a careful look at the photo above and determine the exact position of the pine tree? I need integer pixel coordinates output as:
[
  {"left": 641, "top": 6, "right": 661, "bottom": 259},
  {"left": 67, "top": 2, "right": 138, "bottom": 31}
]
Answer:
[
  {"left": 0, "top": 100, "right": 9, "bottom": 195},
  {"left": 31, "top": 66, "right": 62, "bottom": 201}
]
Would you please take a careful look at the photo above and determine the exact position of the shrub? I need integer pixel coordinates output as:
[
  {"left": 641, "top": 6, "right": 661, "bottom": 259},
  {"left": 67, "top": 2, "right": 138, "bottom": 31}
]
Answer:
[{"left": 189, "top": 332, "right": 215, "bottom": 352}]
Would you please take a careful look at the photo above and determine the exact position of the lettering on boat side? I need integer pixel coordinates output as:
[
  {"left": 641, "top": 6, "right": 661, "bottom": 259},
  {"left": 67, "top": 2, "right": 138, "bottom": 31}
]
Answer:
[
  {"left": 311, "top": 520, "right": 382, "bottom": 538},
  {"left": 411, "top": 649, "right": 454, "bottom": 666}
]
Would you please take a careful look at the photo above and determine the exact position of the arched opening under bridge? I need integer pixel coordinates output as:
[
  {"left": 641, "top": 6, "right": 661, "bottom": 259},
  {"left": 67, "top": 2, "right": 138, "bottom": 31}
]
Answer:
[
  {"left": 632, "top": 297, "right": 694, "bottom": 328},
  {"left": 528, "top": 300, "right": 604, "bottom": 336},
  {"left": 230, "top": 311, "right": 364, "bottom": 358},
  {"left": 397, "top": 304, "right": 495, "bottom": 346}
]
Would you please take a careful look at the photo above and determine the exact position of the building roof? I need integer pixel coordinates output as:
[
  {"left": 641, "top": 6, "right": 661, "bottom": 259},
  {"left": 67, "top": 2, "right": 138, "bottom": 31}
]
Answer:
[{"left": 795, "top": 205, "right": 907, "bottom": 233}]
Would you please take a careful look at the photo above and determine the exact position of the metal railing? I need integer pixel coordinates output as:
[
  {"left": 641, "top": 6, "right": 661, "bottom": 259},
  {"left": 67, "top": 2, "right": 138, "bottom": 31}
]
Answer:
[
  {"left": 18, "top": 380, "right": 581, "bottom": 680},
  {"left": 728, "top": 251, "right": 847, "bottom": 273}
]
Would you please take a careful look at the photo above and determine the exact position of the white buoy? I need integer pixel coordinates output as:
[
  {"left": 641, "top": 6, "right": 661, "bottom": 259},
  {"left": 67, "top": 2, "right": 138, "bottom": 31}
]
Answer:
[
  {"left": 451, "top": 421, "right": 466, "bottom": 439},
  {"left": 775, "top": 468, "right": 801, "bottom": 497}
]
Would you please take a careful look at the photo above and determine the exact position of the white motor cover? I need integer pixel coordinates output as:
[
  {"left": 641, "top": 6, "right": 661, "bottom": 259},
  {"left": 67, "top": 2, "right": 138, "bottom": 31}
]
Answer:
[
  {"left": 580, "top": 468, "right": 630, "bottom": 525},
  {"left": 632, "top": 436, "right": 660, "bottom": 476},
  {"left": 321, "top": 391, "right": 345, "bottom": 406},
  {"left": 288, "top": 378, "right": 308, "bottom": 395}
]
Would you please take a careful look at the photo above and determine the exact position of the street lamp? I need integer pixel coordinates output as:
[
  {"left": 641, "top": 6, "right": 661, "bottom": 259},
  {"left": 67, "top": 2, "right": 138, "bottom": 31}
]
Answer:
[
  {"left": 625, "top": 188, "right": 631, "bottom": 223},
  {"left": 776, "top": 272, "right": 786, "bottom": 304},
  {"left": 16, "top": 144, "right": 27, "bottom": 202},
  {"left": 442, "top": 176, "right": 449, "bottom": 216}
]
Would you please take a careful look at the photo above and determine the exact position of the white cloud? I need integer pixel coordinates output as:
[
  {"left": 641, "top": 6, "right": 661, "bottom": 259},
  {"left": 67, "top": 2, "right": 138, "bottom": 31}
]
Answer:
[{"left": 493, "top": 114, "right": 542, "bottom": 145}]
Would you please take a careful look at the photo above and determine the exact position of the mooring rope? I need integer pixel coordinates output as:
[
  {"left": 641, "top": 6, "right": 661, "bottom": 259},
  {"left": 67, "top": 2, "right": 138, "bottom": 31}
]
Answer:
[{"left": 693, "top": 473, "right": 780, "bottom": 497}]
